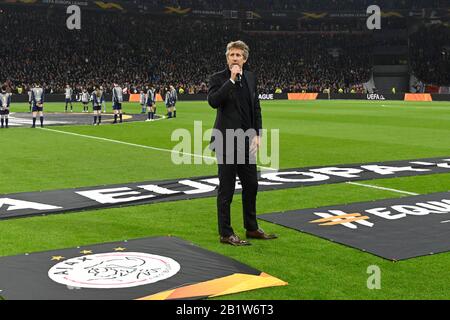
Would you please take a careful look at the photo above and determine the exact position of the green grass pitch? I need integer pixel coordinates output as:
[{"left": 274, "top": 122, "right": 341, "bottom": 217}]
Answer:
[{"left": 1, "top": 99, "right": 450, "bottom": 299}]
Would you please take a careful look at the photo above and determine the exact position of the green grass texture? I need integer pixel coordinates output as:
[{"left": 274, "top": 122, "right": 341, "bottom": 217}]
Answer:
[{"left": 1, "top": 99, "right": 450, "bottom": 299}]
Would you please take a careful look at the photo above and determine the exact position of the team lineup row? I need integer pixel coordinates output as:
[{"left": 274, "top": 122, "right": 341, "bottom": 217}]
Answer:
[{"left": 0, "top": 84, "right": 179, "bottom": 128}]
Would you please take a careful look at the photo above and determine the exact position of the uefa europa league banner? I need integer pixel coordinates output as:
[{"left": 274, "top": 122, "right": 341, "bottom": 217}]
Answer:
[
  {"left": 260, "top": 191, "right": 450, "bottom": 260},
  {"left": 1, "top": 156, "right": 450, "bottom": 220}
]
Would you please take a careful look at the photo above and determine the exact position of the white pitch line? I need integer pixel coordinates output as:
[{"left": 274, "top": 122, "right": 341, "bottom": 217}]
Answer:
[
  {"left": 441, "top": 220, "right": 450, "bottom": 224},
  {"left": 147, "top": 115, "right": 167, "bottom": 122},
  {"left": 41, "top": 127, "right": 276, "bottom": 171},
  {"left": 346, "top": 182, "right": 419, "bottom": 196}
]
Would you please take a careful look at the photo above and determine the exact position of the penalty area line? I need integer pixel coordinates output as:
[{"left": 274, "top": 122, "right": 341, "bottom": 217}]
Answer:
[
  {"left": 40, "top": 127, "right": 276, "bottom": 171},
  {"left": 346, "top": 182, "right": 419, "bottom": 196}
]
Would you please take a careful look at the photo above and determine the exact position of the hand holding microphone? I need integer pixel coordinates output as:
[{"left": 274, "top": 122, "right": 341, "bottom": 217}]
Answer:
[
  {"left": 236, "top": 73, "right": 242, "bottom": 85},
  {"left": 230, "top": 64, "right": 243, "bottom": 87}
]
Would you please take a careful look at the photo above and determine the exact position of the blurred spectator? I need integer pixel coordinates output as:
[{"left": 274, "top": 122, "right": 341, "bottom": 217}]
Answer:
[{"left": 410, "top": 24, "right": 450, "bottom": 86}]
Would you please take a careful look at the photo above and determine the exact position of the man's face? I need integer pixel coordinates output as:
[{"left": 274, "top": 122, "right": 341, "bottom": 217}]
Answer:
[{"left": 227, "top": 48, "right": 247, "bottom": 70}]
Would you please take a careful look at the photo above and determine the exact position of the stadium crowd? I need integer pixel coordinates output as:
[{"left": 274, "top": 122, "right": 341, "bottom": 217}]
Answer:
[
  {"left": 138, "top": 0, "right": 449, "bottom": 11},
  {"left": 410, "top": 24, "right": 450, "bottom": 86},
  {"left": 0, "top": 8, "right": 373, "bottom": 94},
  {"left": 0, "top": 6, "right": 447, "bottom": 95}
]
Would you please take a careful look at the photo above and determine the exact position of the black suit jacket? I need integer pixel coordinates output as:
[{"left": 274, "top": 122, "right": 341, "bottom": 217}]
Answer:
[{"left": 207, "top": 68, "right": 262, "bottom": 154}]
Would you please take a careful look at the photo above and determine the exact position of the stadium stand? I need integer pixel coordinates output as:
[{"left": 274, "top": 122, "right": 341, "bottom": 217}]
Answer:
[
  {"left": 0, "top": 1, "right": 448, "bottom": 94},
  {"left": 136, "top": 0, "right": 449, "bottom": 11},
  {"left": 0, "top": 7, "right": 373, "bottom": 94},
  {"left": 410, "top": 24, "right": 450, "bottom": 86}
]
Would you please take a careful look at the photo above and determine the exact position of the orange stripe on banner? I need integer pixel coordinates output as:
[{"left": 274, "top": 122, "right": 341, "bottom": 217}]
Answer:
[
  {"left": 288, "top": 93, "right": 318, "bottom": 100},
  {"left": 128, "top": 94, "right": 163, "bottom": 102},
  {"left": 404, "top": 94, "right": 432, "bottom": 102},
  {"left": 136, "top": 272, "right": 287, "bottom": 300}
]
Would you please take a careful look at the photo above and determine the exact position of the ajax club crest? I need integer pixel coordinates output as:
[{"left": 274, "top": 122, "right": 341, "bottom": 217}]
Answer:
[{"left": 48, "top": 252, "right": 181, "bottom": 289}]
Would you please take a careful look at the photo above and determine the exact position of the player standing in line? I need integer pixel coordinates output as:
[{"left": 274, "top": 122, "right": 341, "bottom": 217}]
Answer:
[
  {"left": 27, "top": 87, "right": 32, "bottom": 112},
  {"left": 0, "top": 85, "right": 11, "bottom": 128},
  {"left": 31, "top": 82, "right": 44, "bottom": 128},
  {"left": 139, "top": 89, "right": 146, "bottom": 114},
  {"left": 165, "top": 85, "right": 177, "bottom": 118},
  {"left": 164, "top": 86, "right": 171, "bottom": 118},
  {"left": 153, "top": 86, "right": 159, "bottom": 118},
  {"left": 145, "top": 85, "right": 156, "bottom": 121},
  {"left": 112, "top": 83, "right": 123, "bottom": 124},
  {"left": 171, "top": 85, "right": 177, "bottom": 118},
  {"left": 81, "top": 88, "right": 90, "bottom": 112},
  {"left": 99, "top": 85, "right": 107, "bottom": 113},
  {"left": 91, "top": 86, "right": 103, "bottom": 125},
  {"left": 64, "top": 84, "right": 73, "bottom": 112}
]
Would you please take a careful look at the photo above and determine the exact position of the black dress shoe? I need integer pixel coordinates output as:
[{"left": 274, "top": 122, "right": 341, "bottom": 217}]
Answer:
[
  {"left": 220, "top": 234, "right": 251, "bottom": 246},
  {"left": 246, "top": 229, "right": 278, "bottom": 240}
]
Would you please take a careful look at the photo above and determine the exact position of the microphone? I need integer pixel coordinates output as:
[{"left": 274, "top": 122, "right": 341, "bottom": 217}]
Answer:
[{"left": 236, "top": 73, "right": 243, "bottom": 87}]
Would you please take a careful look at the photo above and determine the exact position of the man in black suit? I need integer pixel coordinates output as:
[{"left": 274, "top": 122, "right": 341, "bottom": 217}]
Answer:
[{"left": 207, "top": 40, "right": 277, "bottom": 246}]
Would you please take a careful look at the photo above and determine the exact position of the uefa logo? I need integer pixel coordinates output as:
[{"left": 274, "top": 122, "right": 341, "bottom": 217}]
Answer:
[{"left": 48, "top": 252, "right": 181, "bottom": 289}]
